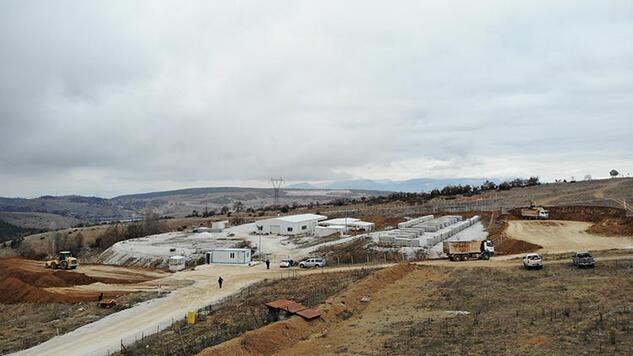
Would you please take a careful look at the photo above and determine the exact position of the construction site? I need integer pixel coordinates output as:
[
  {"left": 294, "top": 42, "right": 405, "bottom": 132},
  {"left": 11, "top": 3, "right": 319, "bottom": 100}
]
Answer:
[{"left": 1, "top": 178, "right": 633, "bottom": 355}]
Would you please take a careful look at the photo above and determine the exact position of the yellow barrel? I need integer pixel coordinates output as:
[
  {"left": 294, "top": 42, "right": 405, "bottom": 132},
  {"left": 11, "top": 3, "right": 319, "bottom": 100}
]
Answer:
[{"left": 187, "top": 310, "right": 196, "bottom": 324}]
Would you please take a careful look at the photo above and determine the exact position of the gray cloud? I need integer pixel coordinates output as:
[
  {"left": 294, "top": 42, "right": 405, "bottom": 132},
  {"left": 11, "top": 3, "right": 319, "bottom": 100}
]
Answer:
[{"left": 0, "top": 1, "right": 632, "bottom": 197}]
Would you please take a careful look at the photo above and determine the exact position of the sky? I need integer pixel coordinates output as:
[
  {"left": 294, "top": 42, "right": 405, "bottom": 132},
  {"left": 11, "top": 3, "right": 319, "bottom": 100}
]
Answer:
[{"left": 0, "top": 1, "right": 632, "bottom": 197}]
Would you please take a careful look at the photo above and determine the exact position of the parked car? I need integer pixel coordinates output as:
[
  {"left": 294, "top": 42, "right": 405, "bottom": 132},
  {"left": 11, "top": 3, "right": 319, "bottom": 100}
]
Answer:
[
  {"left": 522, "top": 253, "right": 543, "bottom": 269},
  {"left": 299, "top": 257, "right": 326, "bottom": 268},
  {"left": 279, "top": 259, "right": 295, "bottom": 268},
  {"left": 572, "top": 251, "right": 595, "bottom": 268}
]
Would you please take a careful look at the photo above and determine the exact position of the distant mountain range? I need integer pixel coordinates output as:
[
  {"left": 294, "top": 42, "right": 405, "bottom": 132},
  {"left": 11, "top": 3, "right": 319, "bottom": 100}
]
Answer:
[
  {"left": 0, "top": 178, "right": 500, "bottom": 229},
  {"left": 287, "top": 178, "right": 502, "bottom": 193},
  {"left": 0, "top": 187, "right": 385, "bottom": 224}
]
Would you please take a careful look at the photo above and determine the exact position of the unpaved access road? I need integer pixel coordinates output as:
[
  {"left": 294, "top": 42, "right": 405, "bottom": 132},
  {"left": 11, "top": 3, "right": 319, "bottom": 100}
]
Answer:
[
  {"left": 506, "top": 220, "right": 633, "bottom": 254},
  {"left": 12, "top": 263, "right": 384, "bottom": 356}
]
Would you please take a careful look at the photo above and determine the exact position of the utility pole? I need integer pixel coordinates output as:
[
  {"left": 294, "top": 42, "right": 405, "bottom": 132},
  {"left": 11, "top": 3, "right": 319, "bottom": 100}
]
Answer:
[{"left": 271, "top": 178, "right": 284, "bottom": 208}]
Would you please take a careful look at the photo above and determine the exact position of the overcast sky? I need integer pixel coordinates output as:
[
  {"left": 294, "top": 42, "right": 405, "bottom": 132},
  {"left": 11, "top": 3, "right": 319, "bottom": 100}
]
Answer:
[{"left": 1, "top": 1, "right": 632, "bottom": 197}]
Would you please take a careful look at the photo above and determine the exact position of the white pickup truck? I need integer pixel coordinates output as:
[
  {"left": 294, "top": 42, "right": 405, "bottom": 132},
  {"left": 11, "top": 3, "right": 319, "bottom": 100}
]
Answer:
[{"left": 522, "top": 253, "right": 543, "bottom": 269}]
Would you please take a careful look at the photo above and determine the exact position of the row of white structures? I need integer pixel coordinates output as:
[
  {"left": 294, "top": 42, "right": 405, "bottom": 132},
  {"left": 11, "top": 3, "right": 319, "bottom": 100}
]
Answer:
[
  {"left": 255, "top": 214, "right": 374, "bottom": 237},
  {"left": 379, "top": 215, "right": 480, "bottom": 248}
]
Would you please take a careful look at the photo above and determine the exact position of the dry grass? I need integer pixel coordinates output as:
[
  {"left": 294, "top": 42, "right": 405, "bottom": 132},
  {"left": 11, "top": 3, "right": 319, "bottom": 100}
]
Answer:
[
  {"left": 0, "top": 292, "right": 160, "bottom": 354},
  {"left": 117, "top": 269, "right": 373, "bottom": 355},
  {"left": 382, "top": 260, "right": 633, "bottom": 355}
]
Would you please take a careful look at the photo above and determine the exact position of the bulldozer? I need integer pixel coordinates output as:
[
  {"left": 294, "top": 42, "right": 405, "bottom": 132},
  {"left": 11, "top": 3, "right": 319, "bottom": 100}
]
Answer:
[{"left": 45, "top": 251, "right": 79, "bottom": 270}]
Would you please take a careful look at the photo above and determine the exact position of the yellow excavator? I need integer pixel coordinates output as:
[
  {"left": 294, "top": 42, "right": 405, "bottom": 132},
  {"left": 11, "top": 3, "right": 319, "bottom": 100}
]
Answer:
[{"left": 45, "top": 251, "right": 79, "bottom": 270}]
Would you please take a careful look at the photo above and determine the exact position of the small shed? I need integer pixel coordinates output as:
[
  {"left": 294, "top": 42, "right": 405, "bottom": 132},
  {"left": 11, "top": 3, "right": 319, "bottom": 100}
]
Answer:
[
  {"left": 168, "top": 255, "right": 186, "bottom": 272},
  {"left": 211, "top": 220, "right": 229, "bottom": 233},
  {"left": 206, "top": 248, "right": 252, "bottom": 264}
]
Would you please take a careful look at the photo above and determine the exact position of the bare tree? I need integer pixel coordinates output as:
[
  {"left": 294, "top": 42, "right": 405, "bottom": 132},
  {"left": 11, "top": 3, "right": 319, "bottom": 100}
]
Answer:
[
  {"left": 232, "top": 201, "right": 244, "bottom": 213},
  {"left": 584, "top": 174, "right": 592, "bottom": 181},
  {"left": 143, "top": 207, "right": 162, "bottom": 235}
]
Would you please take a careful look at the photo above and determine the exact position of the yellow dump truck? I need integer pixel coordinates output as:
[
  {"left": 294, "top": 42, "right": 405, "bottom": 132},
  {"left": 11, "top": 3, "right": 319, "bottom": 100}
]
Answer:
[
  {"left": 521, "top": 201, "right": 549, "bottom": 220},
  {"left": 443, "top": 240, "right": 494, "bottom": 261}
]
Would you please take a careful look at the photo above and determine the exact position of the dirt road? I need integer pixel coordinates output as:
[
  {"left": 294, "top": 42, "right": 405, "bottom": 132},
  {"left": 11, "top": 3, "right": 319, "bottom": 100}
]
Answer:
[
  {"left": 505, "top": 220, "right": 633, "bottom": 254},
  {"left": 12, "top": 263, "right": 383, "bottom": 356}
]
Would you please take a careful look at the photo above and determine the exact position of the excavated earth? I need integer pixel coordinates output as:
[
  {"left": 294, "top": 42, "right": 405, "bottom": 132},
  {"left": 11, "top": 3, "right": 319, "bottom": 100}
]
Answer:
[{"left": 0, "top": 258, "right": 161, "bottom": 303}]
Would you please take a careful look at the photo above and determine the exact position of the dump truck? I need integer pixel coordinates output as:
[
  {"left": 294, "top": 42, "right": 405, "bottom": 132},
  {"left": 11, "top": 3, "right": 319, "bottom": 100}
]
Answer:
[
  {"left": 443, "top": 240, "right": 494, "bottom": 261},
  {"left": 521, "top": 201, "right": 549, "bottom": 220},
  {"left": 45, "top": 251, "right": 79, "bottom": 270}
]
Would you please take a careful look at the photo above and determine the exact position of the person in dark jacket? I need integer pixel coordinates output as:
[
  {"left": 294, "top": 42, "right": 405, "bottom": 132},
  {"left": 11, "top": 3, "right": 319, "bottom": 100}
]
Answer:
[
  {"left": 218, "top": 276, "right": 223, "bottom": 288},
  {"left": 266, "top": 259, "right": 270, "bottom": 270}
]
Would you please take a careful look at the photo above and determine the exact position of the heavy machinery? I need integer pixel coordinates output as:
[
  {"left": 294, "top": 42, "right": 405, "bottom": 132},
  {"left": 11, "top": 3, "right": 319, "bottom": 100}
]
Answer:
[
  {"left": 521, "top": 201, "right": 549, "bottom": 220},
  {"left": 443, "top": 240, "right": 494, "bottom": 261},
  {"left": 45, "top": 251, "right": 79, "bottom": 270}
]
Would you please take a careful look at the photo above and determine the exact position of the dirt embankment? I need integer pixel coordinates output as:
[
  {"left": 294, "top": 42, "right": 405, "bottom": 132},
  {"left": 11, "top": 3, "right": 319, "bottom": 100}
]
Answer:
[
  {"left": 200, "top": 263, "right": 416, "bottom": 356},
  {"left": 509, "top": 205, "right": 633, "bottom": 237},
  {"left": 0, "top": 258, "right": 145, "bottom": 303},
  {"left": 475, "top": 212, "right": 541, "bottom": 255}
]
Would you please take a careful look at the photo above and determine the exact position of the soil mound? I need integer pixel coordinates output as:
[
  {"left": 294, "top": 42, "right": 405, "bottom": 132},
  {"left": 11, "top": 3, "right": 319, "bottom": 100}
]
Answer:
[
  {"left": 586, "top": 218, "right": 633, "bottom": 236},
  {"left": 496, "top": 238, "right": 541, "bottom": 255},
  {"left": 0, "top": 257, "right": 136, "bottom": 303},
  {"left": 0, "top": 277, "right": 62, "bottom": 304},
  {"left": 548, "top": 206, "right": 626, "bottom": 222}
]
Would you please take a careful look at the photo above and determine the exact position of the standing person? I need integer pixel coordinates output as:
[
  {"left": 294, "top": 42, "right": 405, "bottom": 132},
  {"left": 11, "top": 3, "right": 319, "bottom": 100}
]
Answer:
[
  {"left": 266, "top": 259, "right": 270, "bottom": 270},
  {"left": 218, "top": 276, "right": 223, "bottom": 289}
]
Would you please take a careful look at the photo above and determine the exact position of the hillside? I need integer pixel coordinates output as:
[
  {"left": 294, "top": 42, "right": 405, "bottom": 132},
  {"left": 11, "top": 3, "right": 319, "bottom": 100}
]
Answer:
[
  {"left": 0, "top": 187, "right": 385, "bottom": 223},
  {"left": 415, "top": 177, "right": 633, "bottom": 213},
  {"left": 287, "top": 177, "right": 502, "bottom": 192}
]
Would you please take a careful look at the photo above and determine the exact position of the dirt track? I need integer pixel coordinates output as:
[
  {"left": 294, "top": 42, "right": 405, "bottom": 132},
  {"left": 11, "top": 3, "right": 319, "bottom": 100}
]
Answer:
[
  {"left": 12, "top": 263, "right": 384, "bottom": 356},
  {"left": 505, "top": 220, "right": 633, "bottom": 254}
]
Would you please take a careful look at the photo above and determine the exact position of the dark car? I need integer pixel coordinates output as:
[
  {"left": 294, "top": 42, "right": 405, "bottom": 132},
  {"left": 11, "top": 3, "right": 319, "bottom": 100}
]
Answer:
[{"left": 572, "top": 251, "right": 595, "bottom": 268}]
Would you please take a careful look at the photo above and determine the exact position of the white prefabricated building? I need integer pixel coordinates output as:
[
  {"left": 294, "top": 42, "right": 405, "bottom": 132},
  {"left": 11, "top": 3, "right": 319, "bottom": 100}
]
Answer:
[
  {"left": 168, "top": 255, "right": 186, "bottom": 271},
  {"left": 206, "top": 248, "right": 252, "bottom": 264},
  {"left": 255, "top": 214, "right": 327, "bottom": 236}
]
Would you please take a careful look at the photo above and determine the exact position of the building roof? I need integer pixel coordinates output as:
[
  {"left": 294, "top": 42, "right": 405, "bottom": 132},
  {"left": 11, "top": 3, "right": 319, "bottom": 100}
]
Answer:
[
  {"left": 320, "top": 218, "right": 360, "bottom": 225},
  {"left": 209, "top": 248, "right": 251, "bottom": 252},
  {"left": 316, "top": 225, "right": 347, "bottom": 230},
  {"left": 266, "top": 214, "right": 327, "bottom": 223},
  {"left": 264, "top": 299, "right": 321, "bottom": 321},
  {"left": 351, "top": 221, "right": 375, "bottom": 227}
]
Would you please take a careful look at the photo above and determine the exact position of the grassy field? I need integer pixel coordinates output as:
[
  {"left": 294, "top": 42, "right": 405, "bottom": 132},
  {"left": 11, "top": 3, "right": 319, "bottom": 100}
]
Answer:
[
  {"left": 384, "top": 260, "right": 633, "bottom": 355},
  {"left": 197, "top": 252, "right": 633, "bottom": 355},
  {"left": 0, "top": 292, "right": 159, "bottom": 354}
]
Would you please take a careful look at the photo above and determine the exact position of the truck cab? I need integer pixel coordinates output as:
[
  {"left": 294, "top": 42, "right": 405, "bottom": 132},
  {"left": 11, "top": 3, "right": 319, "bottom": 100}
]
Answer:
[{"left": 482, "top": 240, "right": 495, "bottom": 256}]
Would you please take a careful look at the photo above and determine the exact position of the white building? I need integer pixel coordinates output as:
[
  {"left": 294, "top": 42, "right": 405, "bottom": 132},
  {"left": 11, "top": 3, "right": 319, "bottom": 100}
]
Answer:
[
  {"left": 168, "top": 255, "right": 186, "bottom": 271},
  {"left": 255, "top": 213, "right": 327, "bottom": 236},
  {"left": 206, "top": 248, "right": 252, "bottom": 264}
]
